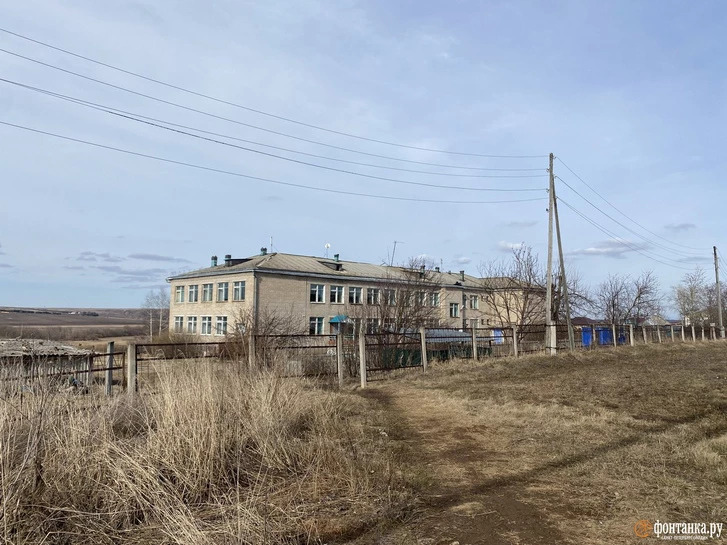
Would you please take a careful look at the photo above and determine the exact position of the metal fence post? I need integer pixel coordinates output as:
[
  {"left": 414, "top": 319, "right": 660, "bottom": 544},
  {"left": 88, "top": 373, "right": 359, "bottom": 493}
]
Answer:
[
  {"left": 420, "top": 327, "right": 428, "bottom": 372},
  {"left": 336, "top": 332, "right": 344, "bottom": 388},
  {"left": 126, "top": 344, "right": 137, "bottom": 395},
  {"left": 105, "top": 341, "right": 114, "bottom": 396},
  {"left": 512, "top": 325, "right": 519, "bottom": 357},
  {"left": 471, "top": 327, "right": 478, "bottom": 361},
  {"left": 629, "top": 324, "right": 634, "bottom": 346},
  {"left": 358, "top": 323, "right": 367, "bottom": 389}
]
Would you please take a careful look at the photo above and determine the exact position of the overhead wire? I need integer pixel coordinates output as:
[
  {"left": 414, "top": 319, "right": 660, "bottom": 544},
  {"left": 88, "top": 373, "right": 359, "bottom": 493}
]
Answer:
[
  {"left": 0, "top": 26, "right": 547, "bottom": 159},
  {"left": 0, "top": 119, "right": 548, "bottom": 205},
  {"left": 555, "top": 174, "right": 708, "bottom": 263},
  {"left": 0, "top": 78, "right": 548, "bottom": 185},
  {"left": 557, "top": 156, "right": 709, "bottom": 253},
  {"left": 558, "top": 197, "right": 693, "bottom": 270}
]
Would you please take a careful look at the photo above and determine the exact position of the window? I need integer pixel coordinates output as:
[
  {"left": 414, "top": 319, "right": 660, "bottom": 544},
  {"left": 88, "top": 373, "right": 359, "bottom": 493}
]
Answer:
[
  {"left": 349, "top": 286, "right": 362, "bottom": 304},
  {"left": 217, "top": 282, "right": 229, "bottom": 302},
  {"left": 367, "top": 288, "right": 380, "bottom": 305},
  {"left": 366, "top": 318, "right": 380, "bottom": 334},
  {"left": 330, "top": 285, "right": 344, "bottom": 304},
  {"left": 174, "top": 316, "right": 184, "bottom": 332},
  {"left": 382, "top": 317, "right": 395, "bottom": 331},
  {"left": 188, "top": 285, "right": 199, "bottom": 303},
  {"left": 187, "top": 316, "right": 197, "bottom": 334},
  {"left": 470, "top": 295, "right": 479, "bottom": 310},
  {"left": 430, "top": 292, "right": 440, "bottom": 307},
  {"left": 233, "top": 281, "right": 245, "bottom": 301},
  {"left": 202, "top": 283, "right": 213, "bottom": 302},
  {"left": 417, "top": 291, "right": 427, "bottom": 306},
  {"left": 350, "top": 317, "right": 362, "bottom": 334},
  {"left": 174, "top": 286, "right": 185, "bottom": 303},
  {"left": 215, "top": 316, "right": 228, "bottom": 335},
  {"left": 383, "top": 289, "right": 396, "bottom": 306},
  {"left": 310, "top": 284, "right": 325, "bottom": 303},
  {"left": 309, "top": 317, "right": 324, "bottom": 335},
  {"left": 450, "top": 303, "right": 460, "bottom": 318},
  {"left": 201, "top": 316, "right": 212, "bottom": 335}
]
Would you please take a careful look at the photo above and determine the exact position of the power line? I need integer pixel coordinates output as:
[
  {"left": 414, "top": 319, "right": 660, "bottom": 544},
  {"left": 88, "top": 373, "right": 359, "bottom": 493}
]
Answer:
[
  {"left": 0, "top": 77, "right": 548, "bottom": 181},
  {"left": 0, "top": 31, "right": 546, "bottom": 159},
  {"left": 0, "top": 119, "right": 549, "bottom": 205},
  {"left": 557, "top": 156, "right": 708, "bottom": 253},
  {"left": 555, "top": 175, "right": 708, "bottom": 263},
  {"left": 558, "top": 197, "right": 693, "bottom": 270}
]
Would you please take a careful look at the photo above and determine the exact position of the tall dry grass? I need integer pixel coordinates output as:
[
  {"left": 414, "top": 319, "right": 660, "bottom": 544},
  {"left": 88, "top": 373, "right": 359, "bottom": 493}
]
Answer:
[{"left": 0, "top": 361, "right": 405, "bottom": 544}]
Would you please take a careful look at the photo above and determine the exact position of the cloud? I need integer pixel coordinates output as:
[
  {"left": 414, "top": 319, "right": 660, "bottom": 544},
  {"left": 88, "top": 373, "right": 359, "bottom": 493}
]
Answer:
[
  {"left": 675, "top": 256, "right": 711, "bottom": 264},
  {"left": 566, "top": 239, "right": 649, "bottom": 259},
  {"left": 77, "top": 251, "right": 125, "bottom": 263},
  {"left": 452, "top": 255, "right": 471, "bottom": 265},
  {"left": 497, "top": 241, "right": 525, "bottom": 252},
  {"left": 0, "top": 263, "right": 13, "bottom": 268},
  {"left": 665, "top": 223, "right": 696, "bottom": 232},
  {"left": 94, "top": 265, "right": 168, "bottom": 283},
  {"left": 63, "top": 265, "right": 85, "bottom": 270},
  {"left": 263, "top": 195, "right": 284, "bottom": 202},
  {"left": 128, "top": 253, "right": 192, "bottom": 263},
  {"left": 505, "top": 220, "right": 538, "bottom": 228}
]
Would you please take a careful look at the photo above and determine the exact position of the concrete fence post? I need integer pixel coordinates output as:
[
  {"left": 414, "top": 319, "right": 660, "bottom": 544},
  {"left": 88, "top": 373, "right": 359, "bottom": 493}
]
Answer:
[
  {"left": 656, "top": 326, "right": 662, "bottom": 343},
  {"left": 670, "top": 325, "right": 675, "bottom": 342},
  {"left": 691, "top": 324, "right": 696, "bottom": 342},
  {"left": 105, "top": 341, "right": 114, "bottom": 396},
  {"left": 701, "top": 326, "right": 706, "bottom": 342},
  {"left": 680, "top": 326, "right": 685, "bottom": 342},
  {"left": 358, "top": 323, "right": 367, "bottom": 389},
  {"left": 711, "top": 325, "right": 716, "bottom": 340},
  {"left": 336, "top": 332, "right": 344, "bottom": 388},
  {"left": 248, "top": 333, "right": 256, "bottom": 370},
  {"left": 126, "top": 343, "right": 137, "bottom": 395},
  {"left": 612, "top": 324, "right": 617, "bottom": 347},
  {"left": 629, "top": 324, "right": 634, "bottom": 346},
  {"left": 420, "top": 327, "right": 428, "bottom": 372},
  {"left": 471, "top": 327, "right": 478, "bottom": 361},
  {"left": 642, "top": 326, "right": 647, "bottom": 344}
]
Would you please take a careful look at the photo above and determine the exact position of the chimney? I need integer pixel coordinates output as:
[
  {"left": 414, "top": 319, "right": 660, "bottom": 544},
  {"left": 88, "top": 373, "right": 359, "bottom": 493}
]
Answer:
[
  {"left": 435, "top": 266, "right": 440, "bottom": 273},
  {"left": 460, "top": 270, "right": 465, "bottom": 281},
  {"left": 419, "top": 264, "right": 425, "bottom": 277},
  {"left": 211, "top": 255, "right": 218, "bottom": 267},
  {"left": 224, "top": 254, "right": 232, "bottom": 266},
  {"left": 334, "top": 253, "right": 340, "bottom": 262},
  {"left": 260, "top": 247, "right": 267, "bottom": 255}
]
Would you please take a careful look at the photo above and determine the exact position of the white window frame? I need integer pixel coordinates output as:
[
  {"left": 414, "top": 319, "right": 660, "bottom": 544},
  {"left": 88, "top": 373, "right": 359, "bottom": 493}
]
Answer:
[
  {"left": 215, "top": 316, "right": 228, "bottom": 335},
  {"left": 201, "top": 316, "right": 212, "bottom": 335},
  {"left": 217, "top": 282, "right": 229, "bottom": 302},
  {"left": 233, "top": 281, "right": 246, "bottom": 301},
  {"left": 450, "top": 302, "right": 460, "bottom": 318},
  {"left": 173, "top": 316, "right": 184, "bottom": 332},
  {"left": 367, "top": 288, "right": 380, "bottom": 305},
  {"left": 349, "top": 286, "right": 362, "bottom": 304},
  {"left": 309, "top": 316, "right": 324, "bottom": 335},
  {"left": 366, "top": 317, "right": 380, "bottom": 334},
  {"left": 470, "top": 295, "right": 479, "bottom": 310},
  {"left": 174, "top": 286, "right": 185, "bottom": 303},
  {"left": 188, "top": 285, "right": 199, "bottom": 303},
  {"left": 330, "top": 285, "right": 344, "bottom": 304},
  {"left": 202, "top": 283, "right": 213, "bottom": 302},
  {"left": 430, "top": 292, "right": 440, "bottom": 307},
  {"left": 310, "top": 284, "right": 325, "bottom": 303},
  {"left": 187, "top": 316, "right": 197, "bottom": 334},
  {"left": 383, "top": 289, "right": 396, "bottom": 306}
]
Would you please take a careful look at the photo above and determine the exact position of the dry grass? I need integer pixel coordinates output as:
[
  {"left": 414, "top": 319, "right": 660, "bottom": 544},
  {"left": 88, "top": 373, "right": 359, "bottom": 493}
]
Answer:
[{"left": 0, "top": 362, "right": 409, "bottom": 544}]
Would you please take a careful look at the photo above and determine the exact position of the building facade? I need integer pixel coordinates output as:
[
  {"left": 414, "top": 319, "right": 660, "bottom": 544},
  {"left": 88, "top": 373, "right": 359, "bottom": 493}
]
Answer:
[{"left": 167, "top": 250, "right": 539, "bottom": 338}]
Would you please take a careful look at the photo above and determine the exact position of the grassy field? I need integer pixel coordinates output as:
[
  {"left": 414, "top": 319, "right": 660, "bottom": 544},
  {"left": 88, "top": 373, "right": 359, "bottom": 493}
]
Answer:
[
  {"left": 354, "top": 342, "right": 727, "bottom": 544},
  {"left": 1, "top": 342, "right": 725, "bottom": 544}
]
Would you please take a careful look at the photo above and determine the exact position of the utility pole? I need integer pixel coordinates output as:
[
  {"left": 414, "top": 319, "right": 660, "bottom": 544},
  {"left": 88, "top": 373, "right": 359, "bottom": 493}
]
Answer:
[
  {"left": 714, "top": 246, "right": 725, "bottom": 339},
  {"left": 544, "top": 153, "right": 556, "bottom": 355},
  {"left": 552, "top": 177, "right": 575, "bottom": 350}
]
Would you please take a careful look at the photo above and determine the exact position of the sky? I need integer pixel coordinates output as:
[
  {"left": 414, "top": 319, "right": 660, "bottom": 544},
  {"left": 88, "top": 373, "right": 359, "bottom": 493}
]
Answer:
[{"left": 1, "top": 0, "right": 726, "bottom": 311}]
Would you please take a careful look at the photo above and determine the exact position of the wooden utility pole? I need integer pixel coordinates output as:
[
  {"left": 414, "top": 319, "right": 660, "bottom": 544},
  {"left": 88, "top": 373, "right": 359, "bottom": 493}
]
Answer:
[
  {"left": 544, "top": 153, "right": 556, "bottom": 355},
  {"left": 714, "top": 246, "right": 725, "bottom": 339},
  {"left": 551, "top": 176, "right": 575, "bottom": 350}
]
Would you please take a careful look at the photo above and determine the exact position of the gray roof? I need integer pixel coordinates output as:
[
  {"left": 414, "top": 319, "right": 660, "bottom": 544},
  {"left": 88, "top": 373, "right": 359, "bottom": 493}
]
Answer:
[{"left": 168, "top": 252, "right": 507, "bottom": 288}]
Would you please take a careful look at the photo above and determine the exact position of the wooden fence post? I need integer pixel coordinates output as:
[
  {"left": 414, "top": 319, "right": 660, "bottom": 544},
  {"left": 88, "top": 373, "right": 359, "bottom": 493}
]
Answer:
[
  {"left": 358, "top": 323, "right": 367, "bottom": 389},
  {"left": 656, "top": 326, "right": 662, "bottom": 343},
  {"left": 691, "top": 324, "right": 696, "bottom": 342},
  {"left": 105, "top": 341, "right": 114, "bottom": 396},
  {"left": 512, "top": 325, "right": 519, "bottom": 357},
  {"left": 612, "top": 324, "right": 617, "bottom": 347},
  {"left": 420, "top": 327, "right": 428, "bottom": 372},
  {"left": 86, "top": 351, "right": 94, "bottom": 388},
  {"left": 471, "top": 327, "right": 478, "bottom": 361},
  {"left": 126, "top": 344, "right": 137, "bottom": 395},
  {"left": 629, "top": 324, "right": 634, "bottom": 346},
  {"left": 336, "top": 332, "right": 344, "bottom": 388}
]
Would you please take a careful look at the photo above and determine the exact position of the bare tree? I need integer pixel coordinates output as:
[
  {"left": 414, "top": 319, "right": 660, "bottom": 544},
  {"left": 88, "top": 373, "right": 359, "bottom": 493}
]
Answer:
[
  {"left": 594, "top": 271, "right": 662, "bottom": 324},
  {"left": 673, "top": 268, "right": 708, "bottom": 325},
  {"left": 142, "top": 287, "right": 169, "bottom": 340}
]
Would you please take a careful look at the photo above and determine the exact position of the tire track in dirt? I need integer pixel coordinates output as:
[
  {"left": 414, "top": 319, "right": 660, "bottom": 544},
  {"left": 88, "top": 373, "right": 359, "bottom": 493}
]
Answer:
[{"left": 356, "top": 386, "right": 568, "bottom": 545}]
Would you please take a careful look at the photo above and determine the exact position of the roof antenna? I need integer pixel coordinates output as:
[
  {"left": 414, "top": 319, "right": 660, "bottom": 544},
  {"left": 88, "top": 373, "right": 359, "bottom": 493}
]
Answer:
[
  {"left": 270, "top": 235, "right": 273, "bottom": 253},
  {"left": 324, "top": 243, "right": 331, "bottom": 258},
  {"left": 390, "top": 240, "right": 404, "bottom": 266}
]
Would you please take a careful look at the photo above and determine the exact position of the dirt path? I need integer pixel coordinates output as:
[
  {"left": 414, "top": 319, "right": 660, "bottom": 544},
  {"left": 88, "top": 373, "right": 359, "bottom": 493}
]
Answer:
[{"left": 356, "top": 384, "right": 568, "bottom": 545}]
